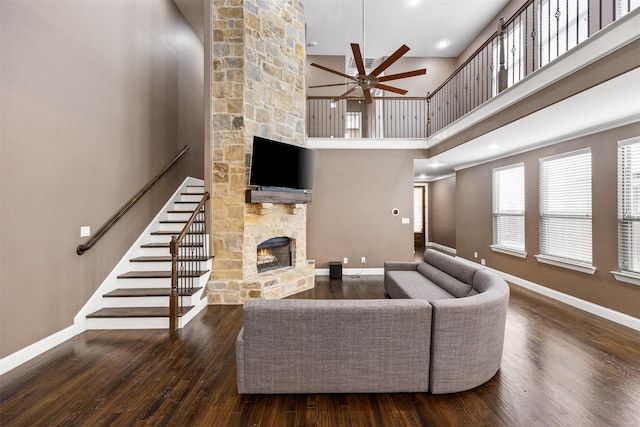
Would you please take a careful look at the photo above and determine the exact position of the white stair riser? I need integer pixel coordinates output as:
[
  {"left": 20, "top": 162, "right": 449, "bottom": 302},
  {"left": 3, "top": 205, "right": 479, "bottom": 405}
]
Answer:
[
  {"left": 158, "top": 222, "right": 206, "bottom": 232},
  {"left": 139, "top": 247, "right": 203, "bottom": 257},
  {"left": 102, "top": 295, "right": 198, "bottom": 308},
  {"left": 167, "top": 212, "right": 193, "bottom": 221},
  {"left": 174, "top": 202, "right": 198, "bottom": 210},
  {"left": 128, "top": 260, "right": 209, "bottom": 271},
  {"left": 185, "top": 186, "right": 204, "bottom": 193},
  {"left": 86, "top": 317, "right": 170, "bottom": 330},
  {"left": 180, "top": 194, "right": 204, "bottom": 203},
  {"left": 116, "top": 266, "right": 210, "bottom": 288},
  {"left": 116, "top": 277, "right": 172, "bottom": 287}
]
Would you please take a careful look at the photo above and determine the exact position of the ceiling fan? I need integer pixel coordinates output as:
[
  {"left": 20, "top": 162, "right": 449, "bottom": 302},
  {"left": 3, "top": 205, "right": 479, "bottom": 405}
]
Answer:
[{"left": 309, "top": 43, "right": 427, "bottom": 104}]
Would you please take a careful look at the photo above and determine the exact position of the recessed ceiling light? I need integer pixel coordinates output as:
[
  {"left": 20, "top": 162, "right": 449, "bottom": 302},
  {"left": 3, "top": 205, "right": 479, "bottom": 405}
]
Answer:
[
  {"left": 430, "top": 162, "right": 440, "bottom": 168},
  {"left": 488, "top": 143, "right": 499, "bottom": 150},
  {"left": 436, "top": 39, "right": 450, "bottom": 49},
  {"left": 408, "top": 0, "right": 420, "bottom": 6}
]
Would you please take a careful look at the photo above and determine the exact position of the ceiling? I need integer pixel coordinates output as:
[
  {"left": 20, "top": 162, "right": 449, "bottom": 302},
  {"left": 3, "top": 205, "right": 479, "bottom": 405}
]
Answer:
[
  {"left": 303, "top": 0, "right": 510, "bottom": 58},
  {"left": 176, "top": 1, "right": 639, "bottom": 181},
  {"left": 175, "top": 0, "right": 511, "bottom": 57}
]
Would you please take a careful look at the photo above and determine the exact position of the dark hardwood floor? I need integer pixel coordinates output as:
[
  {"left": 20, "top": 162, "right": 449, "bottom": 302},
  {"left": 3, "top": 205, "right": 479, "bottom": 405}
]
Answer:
[{"left": 1, "top": 276, "right": 639, "bottom": 426}]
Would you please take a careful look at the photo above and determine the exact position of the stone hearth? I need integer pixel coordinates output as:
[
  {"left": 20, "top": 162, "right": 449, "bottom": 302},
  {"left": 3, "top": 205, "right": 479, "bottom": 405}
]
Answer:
[{"left": 206, "top": 0, "right": 314, "bottom": 304}]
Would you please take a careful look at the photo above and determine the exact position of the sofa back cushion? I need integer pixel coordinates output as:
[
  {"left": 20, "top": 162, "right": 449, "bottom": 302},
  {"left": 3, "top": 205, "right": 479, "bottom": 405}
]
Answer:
[
  {"left": 423, "top": 249, "right": 480, "bottom": 287},
  {"left": 417, "top": 262, "right": 471, "bottom": 298},
  {"left": 239, "top": 298, "right": 432, "bottom": 393}
]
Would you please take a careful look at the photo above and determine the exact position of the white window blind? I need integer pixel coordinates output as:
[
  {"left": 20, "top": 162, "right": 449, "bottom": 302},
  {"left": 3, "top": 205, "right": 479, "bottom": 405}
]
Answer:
[
  {"left": 539, "top": 148, "right": 592, "bottom": 268},
  {"left": 492, "top": 164, "right": 525, "bottom": 253},
  {"left": 618, "top": 138, "right": 640, "bottom": 274}
]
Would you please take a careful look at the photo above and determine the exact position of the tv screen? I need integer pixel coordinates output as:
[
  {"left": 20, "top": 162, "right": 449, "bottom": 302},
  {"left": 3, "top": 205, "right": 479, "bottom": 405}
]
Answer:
[{"left": 249, "top": 136, "right": 316, "bottom": 191}]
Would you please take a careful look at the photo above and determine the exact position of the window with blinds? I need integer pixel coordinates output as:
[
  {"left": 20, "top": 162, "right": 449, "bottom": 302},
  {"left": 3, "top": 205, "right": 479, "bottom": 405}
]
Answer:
[
  {"left": 617, "top": 138, "right": 640, "bottom": 276},
  {"left": 491, "top": 163, "right": 525, "bottom": 256},
  {"left": 537, "top": 148, "right": 594, "bottom": 273}
]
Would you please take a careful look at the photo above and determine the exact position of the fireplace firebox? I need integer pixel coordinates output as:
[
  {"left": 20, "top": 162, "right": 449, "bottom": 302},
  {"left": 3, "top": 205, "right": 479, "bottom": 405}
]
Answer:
[{"left": 257, "top": 237, "right": 292, "bottom": 273}]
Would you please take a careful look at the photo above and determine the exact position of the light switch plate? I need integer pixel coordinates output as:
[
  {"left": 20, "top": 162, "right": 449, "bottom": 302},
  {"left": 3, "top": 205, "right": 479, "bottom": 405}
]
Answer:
[{"left": 80, "top": 226, "right": 91, "bottom": 237}]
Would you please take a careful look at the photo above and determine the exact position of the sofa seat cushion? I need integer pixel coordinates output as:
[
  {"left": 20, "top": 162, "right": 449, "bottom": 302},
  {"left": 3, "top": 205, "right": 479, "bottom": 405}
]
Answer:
[{"left": 386, "top": 270, "right": 455, "bottom": 301}]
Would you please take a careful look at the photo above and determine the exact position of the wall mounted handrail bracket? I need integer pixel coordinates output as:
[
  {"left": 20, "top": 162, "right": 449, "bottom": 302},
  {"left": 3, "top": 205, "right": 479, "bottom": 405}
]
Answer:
[{"left": 76, "top": 145, "right": 190, "bottom": 255}]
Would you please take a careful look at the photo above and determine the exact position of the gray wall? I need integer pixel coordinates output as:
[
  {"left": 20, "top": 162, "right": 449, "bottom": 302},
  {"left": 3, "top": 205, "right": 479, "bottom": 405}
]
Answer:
[
  {"left": 307, "top": 150, "right": 419, "bottom": 269},
  {"left": 455, "top": 123, "right": 640, "bottom": 319},
  {"left": 0, "top": 0, "right": 204, "bottom": 358}
]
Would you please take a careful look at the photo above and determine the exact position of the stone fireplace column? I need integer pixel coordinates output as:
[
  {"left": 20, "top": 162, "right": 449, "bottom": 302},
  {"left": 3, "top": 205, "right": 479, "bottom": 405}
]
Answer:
[{"left": 207, "top": 0, "right": 314, "bottom": 304}]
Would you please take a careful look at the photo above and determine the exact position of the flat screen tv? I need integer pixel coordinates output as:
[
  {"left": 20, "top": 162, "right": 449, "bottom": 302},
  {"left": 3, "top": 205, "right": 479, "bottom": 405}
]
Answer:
[{"left": 249, "top": 136, "right": 316, "bottom": 191}]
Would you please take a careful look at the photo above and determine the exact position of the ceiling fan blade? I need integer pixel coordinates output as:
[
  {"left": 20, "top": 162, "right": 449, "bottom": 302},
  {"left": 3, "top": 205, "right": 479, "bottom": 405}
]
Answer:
[
  {"left": 363, "top": 88, "right": 373, "bottom": 104},
  {"left": 378, "top": 68, "right": 427, "bottom": 82},
  {"left": 351, "top": 43, "right": 367, "bottom": 76},
  {"left": 310, "top": 63, "right": 357, "bottom": 81},
  {"left": 370, "top": 44, "right": 411, "bottom": 76},
  {"left": 308, "top": 82, "right": 354, "bottom": 88},
  {"left": 374, "top": 83, "right": 408, "bottom": 95},
  {"left": 333, "top": 85, "right": 359, "bottom": 101}
]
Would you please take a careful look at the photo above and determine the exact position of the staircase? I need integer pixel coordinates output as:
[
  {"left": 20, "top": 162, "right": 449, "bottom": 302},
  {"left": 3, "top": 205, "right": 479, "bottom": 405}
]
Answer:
[{"left": 82, "top": 178, "right": 211, "bottom": 330}]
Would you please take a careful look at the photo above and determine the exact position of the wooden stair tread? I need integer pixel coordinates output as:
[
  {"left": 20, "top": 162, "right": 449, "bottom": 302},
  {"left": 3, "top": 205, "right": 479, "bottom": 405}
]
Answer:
[
  {"left": 104, "top": 287, "right": 202, "bottom": 297},
  {"left": 86, "top": 306, "right": 193, "bottom": 318},
  {"left": 130, "top": 256, "right": 210, "bottom": 262},
  {"left": 150, "top": 230, "right": 203, "bottom": 235},
  {"left": 159, "top": 220, "right": 205, "bottom": 224},
  {"left": 140, "top": 242, "right": 203, "bottom": 248},
  {"left": 118, "top": 270, "right": 209, "bottom": 279}
]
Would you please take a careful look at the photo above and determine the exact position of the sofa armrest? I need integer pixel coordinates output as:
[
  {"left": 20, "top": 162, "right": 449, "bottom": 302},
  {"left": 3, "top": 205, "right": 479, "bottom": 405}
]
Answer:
[
  {"left": 428, "top": 281, "right": 509, "bottom": 394},
  {"left": 384, "top": 261, "right": 420, "bottom": 294}
]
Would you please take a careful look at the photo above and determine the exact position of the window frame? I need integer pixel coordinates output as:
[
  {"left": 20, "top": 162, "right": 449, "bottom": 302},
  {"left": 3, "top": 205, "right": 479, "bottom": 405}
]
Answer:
[
  {"left": 536, "top": 148, "right": 596, "bottom": 274},
  {"left": 612, "top": 136, "right": 640, "bottom": 286},
  {"left": 491, "top": 163, "right": 527, "bottom": 258}
]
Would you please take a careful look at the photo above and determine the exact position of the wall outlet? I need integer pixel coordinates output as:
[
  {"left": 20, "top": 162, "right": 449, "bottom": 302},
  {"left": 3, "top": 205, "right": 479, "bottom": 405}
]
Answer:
[
  {"left": 481, "top": 259, "right": 486, "bottom": 265},
  {"left": 80, "top": 226, "right": 91, "bottom": 237},
  {"left": 343, "top": 257, "right": 348, "bottom": 264},
  {"left": 361, "top": 256, "right": 366, "bottom": 264},
  {"left": 474, "top": 251, "right": 478, "bottom": 258}
]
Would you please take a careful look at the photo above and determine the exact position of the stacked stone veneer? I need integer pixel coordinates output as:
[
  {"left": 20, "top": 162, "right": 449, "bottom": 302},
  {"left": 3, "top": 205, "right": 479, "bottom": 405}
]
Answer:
[{"left": 207, "top": 0, "right": 314, "bottom": 304}]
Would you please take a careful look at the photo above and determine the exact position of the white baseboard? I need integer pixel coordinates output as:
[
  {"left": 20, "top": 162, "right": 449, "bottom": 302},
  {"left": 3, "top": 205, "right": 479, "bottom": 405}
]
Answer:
[
  {"left": 497, "top": 269, "right": 640, "bottom": 333},
  {"left": 316, "top": 267, "right": 384, "bottom": 276},
  {"left": 0, "top": 324, "right": 80, "bottom": 376},
  {"left": 455, "top": 256, "right": 640, "bottom": 333}
]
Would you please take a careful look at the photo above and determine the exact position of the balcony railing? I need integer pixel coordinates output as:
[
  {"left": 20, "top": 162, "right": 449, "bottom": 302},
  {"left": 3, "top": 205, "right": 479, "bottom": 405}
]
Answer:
[
  {"left": 307, "top": 0, "right": 638, "bottom": 139},
  {"left": 307, "top": 96, "right": 427, "bottom": 139}
]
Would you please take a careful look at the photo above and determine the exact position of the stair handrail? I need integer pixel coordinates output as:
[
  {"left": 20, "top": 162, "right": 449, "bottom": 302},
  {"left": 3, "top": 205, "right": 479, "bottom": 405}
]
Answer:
[
  {"left": 169, "top": 191, "right": 210, "bottom": 330},
  {"left": 77, "top": 145, "right": 190, "bottom": 255}
]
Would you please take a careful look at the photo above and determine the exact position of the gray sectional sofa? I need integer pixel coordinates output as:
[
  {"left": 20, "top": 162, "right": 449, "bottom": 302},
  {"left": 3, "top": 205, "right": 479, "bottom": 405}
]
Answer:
[{"left": 236, "top": 249, "right": 509, "bottom": 394}]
